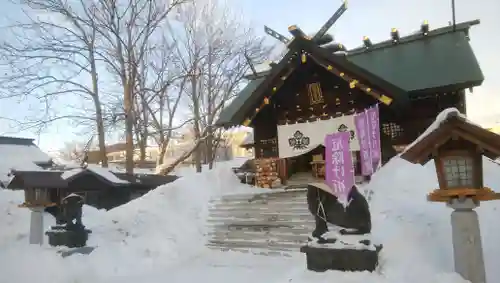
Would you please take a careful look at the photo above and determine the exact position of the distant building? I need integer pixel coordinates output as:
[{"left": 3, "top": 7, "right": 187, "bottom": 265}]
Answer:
[
  {"left": 84, "top": 128, "right": 253, "bottom": 168},
  {"left": 0, "top": 136, "right": 53, "bottom": 185}
]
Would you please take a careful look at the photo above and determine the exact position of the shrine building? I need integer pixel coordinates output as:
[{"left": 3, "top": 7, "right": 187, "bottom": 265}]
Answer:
[{"left": 217, "top": 13, "right": 484, "bottom": 188}]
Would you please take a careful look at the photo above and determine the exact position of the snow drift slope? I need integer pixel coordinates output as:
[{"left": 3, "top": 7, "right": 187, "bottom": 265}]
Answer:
[
  {"left": 0, "top": 161, "right": 260, "bottom": 282},
  {"left": 366, "top": 156, "right": 500, "bottom": 283}
]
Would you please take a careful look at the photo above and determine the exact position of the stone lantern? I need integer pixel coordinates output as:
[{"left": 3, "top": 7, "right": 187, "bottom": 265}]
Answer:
[
  {"left": 20, "top": 187, "right": 57, "bottom": 246},
  {"left": 401, "top": 109, "right": 500, "bottom": 283},
  {"left": 8, "top": 170, "right": 60, "bottom": 245}
]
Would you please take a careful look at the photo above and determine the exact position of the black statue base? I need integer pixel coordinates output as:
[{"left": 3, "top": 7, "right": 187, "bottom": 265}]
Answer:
[
  {"left": 46, "top": 225, "right": 92, "bottom": 248},
  {"left": 300, "top": 232, "right": 383, "bottom": 272}
]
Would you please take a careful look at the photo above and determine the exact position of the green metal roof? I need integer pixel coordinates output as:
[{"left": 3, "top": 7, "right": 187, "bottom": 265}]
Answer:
[
  {"left": 347, "top": 21, "right": 483, "bottom": 92},
  {"left": 217, "top": 20, "right": 484, "bottom": 127}
]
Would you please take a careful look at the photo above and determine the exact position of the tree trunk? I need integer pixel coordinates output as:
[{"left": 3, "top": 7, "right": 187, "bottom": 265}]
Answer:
[
  {"left": 89, "top": 49, "right": 107, "bottom": 168},
  {"left": 139, "top": 138, "right": 146, "bottom": 162},
  {"left": 124, "top": 81, "right": 135, "bottom": 174},
  {"left": 157, "top": 132, "right": 171, "bottom": 167},
  {"left": 93, "top": 96, "right": 108, "bottom": 168},
  {"left": 157, "top": 143, "right": 167, "bottom": 166},
  {"left": 158, "top": 133, "right": 205, "bottom": 176},
  {"left": 207, "top": 126, "right": 214, "bottom": 169},
  {"left": 191, "top": 73, "right": 202, "bottom": 173},
  {"left": 140, "top": 97, "right": 149, "bottom": 162}
]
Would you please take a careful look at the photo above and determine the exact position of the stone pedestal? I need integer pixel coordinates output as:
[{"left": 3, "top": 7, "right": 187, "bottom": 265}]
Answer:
[
  {"left": 300, "top": 233, "right": 382, "bottom": 272},
  {"left": 29, "top": 207, "right": 44, "bottom": 245},
  {"left": 45, "top": 225, "right": 91, "bottom": 248},
  {"left": 447, "top": 198, "right": 486, "bottom": 283}
]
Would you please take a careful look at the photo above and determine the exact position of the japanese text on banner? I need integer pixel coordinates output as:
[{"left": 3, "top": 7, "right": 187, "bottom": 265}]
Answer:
[
  {"left": 355, "top": 111, "right": 372, "bottom": 176},
  {"left": 324, "top": 131, "right": 354, "bottom": 199},
  {"left": 366, "top": 105, "right": 381, "bottom": 171}
]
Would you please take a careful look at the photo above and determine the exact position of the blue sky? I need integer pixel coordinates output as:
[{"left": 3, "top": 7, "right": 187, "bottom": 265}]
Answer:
[{"left": 0, "top": 0, "right": 499, "bottom": 152}]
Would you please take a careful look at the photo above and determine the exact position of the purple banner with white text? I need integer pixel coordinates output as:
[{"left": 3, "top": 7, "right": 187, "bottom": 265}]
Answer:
[
  {"left": 324, "top": 131, "right": 355, "bottom": 199},
  {"left": 354, "top": 111, "right": 372, "bottom": 176},
  {"left": 366, "top": 104, "right": 381, "bottom": 172}
]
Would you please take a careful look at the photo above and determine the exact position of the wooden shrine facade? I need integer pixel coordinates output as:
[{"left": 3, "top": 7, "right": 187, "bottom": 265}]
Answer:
[{"left": 217, "top": 19, "right": 483, "bottom": 187}]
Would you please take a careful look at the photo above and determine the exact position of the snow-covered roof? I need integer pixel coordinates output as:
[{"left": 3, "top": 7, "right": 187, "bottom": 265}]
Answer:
[
  {"left": 402, "top": 108, "right": 500, "bottom": 164},
  {"left": 404, "top": 108, "right": 468, "bottom": 152},
  {"left": 61, "top": 165, "right": 129, "bottom": 185},
  {"left": 0, "top": 136, "right": 52, "bottom": 183}
]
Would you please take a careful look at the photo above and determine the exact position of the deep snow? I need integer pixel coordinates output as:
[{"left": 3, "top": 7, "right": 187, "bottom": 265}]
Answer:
[{"left": 1, "top": 156, "right": 500, "bottom": 282}]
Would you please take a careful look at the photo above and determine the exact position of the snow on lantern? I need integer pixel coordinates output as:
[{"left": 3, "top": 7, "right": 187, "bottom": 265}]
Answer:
[{"left": 401, "top": 109, "right": 500, "bottom": 202}]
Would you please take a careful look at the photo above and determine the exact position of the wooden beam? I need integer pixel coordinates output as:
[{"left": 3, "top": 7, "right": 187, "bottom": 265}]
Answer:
[{"left": 453, "top": 129, "right": 500, "bottom": 157}]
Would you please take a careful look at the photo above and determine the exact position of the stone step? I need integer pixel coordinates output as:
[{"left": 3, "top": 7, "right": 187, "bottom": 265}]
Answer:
[
  {"left": 207, "top": 224, "right": 313, "bottom": 235},
  {"left": 206, "top": 244, "right": 295, "bottom": 257},
  {"left": 208, "top": 230, "right": 309, "bottom": 243},
  {"left": 210, "top": 197, "right": 308, "bottom": 206},
  {"left": 206, "top": 219, "right": 315, "bottom": 229},
  {"left": 212, "top": 190, "right": 307, "bottom": 202},
  {"left": 206, "top": 189, "right": 312, "bottom": 255},
  {"left": 208, "top": 213, "right": 314, "bottom": 223},
  {"left": 207, "top": 239, "right": 303, "bottom": 252},
  {"left": 209, "top": 211, "right": 312, "bottom": 219},
  {"left": 210, "top": 207, "right": 310, "bottom": 214},
  {"left": 210, "top": 201, "right": 307, "bottom": 210}
]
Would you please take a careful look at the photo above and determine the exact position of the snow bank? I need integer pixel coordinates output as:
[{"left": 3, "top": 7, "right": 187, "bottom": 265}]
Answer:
[
  {"left": 0, "top": 160, "right": 258, "bottom": 282},
  {"left": 365, "top": 156, "right": 500, "bottom": 283},
  {"left": 2, "top": 156, "right": 500, "bottom": 283}
]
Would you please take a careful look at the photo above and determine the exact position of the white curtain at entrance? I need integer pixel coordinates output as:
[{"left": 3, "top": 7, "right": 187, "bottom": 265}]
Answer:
[{"left": 277, "top": 115, "right": 359, "bottom": 158}]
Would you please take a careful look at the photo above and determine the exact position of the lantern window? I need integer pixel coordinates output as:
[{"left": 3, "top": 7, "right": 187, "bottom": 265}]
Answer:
[{"left": 442, "top": 156, "right": 474, "bottom": 188}]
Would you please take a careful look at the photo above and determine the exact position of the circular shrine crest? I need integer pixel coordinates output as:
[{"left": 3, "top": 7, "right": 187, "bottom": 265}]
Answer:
[
  {"left": 337, "top": 124, "right": 356, "bottom": 141},
  {"left": 288, "top": 130, "right": 310, "bottom": 150}
]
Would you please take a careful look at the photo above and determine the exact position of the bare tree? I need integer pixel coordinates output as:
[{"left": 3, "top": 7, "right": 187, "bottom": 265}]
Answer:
[
  {"left": 0, "top": 0, "right": 110, "bottom": 166},
  {"left": 172, "top": 0, "right": 269, "bottom": 172},
  {"left": 128, "top": 33, "right": 190, "bottom": 167},
  {"left": 91, "top": 0, "right": 188, "bottom": 174},
  {"left": 57, "top": 140, "right": 86, "bottom": 162}
]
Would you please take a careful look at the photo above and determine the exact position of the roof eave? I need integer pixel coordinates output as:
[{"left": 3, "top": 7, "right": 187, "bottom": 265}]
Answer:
[
  {"left": 402, "top": 115, "right": 500, "bottom": 163},
  {"left": 218, "top": 43, "right": 301, "bottom": 126}
]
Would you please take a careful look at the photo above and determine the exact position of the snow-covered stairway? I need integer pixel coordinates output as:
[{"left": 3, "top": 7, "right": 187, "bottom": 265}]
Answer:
[{"left": 206, "top": 189, "right": 314, "bottom": 255}]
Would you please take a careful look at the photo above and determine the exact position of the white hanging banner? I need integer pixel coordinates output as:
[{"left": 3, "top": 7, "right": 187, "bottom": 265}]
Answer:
[{"left": 277, "top": 115, "right": 359, "bottom": 158}]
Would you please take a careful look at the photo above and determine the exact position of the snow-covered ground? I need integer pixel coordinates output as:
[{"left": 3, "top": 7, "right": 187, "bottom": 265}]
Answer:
[{"left": 1, "top": 155, "right": 500, "bottom": 282}]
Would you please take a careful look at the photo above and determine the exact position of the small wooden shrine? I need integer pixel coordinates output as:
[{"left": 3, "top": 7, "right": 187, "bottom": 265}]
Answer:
[
  {"left": 401, "top": 109, "right": 500, "bottom": 202},
  {"left": 7, "top": 167, "right": 179, "bottom": 210},
  {"left": 217, "top": 3, "right": 484, "bottom": 188}
]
